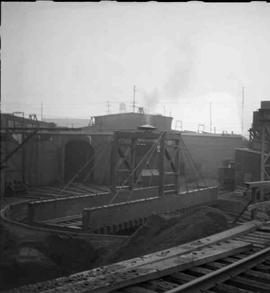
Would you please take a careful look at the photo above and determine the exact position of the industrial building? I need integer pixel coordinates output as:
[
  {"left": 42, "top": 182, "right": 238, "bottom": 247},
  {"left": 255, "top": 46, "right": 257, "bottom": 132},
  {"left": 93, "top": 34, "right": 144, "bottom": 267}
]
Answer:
[
  {"left": 1, "top": 111, "right": 245, "bottom": 195},
  {"left": 235, "top": 101, "right": 270, "bottom": 186}
]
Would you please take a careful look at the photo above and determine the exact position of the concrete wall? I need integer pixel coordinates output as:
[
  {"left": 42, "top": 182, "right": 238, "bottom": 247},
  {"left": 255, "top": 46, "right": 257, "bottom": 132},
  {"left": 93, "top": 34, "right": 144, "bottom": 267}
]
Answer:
[
  {"left": 28, "top": 187, "right": 160, "bottom": 222},
  {"left": 3, "top": 135, "right": 61, "bottom": 187},
  {"left": 91, "top": 135, "right": 112, "bottom": 185},
  {"left": 2, "top": 131, "right": 113, "bottom": 190},
  {"left": 82, "top": 187, "right": 218, "bottom": 232},
  {"left": 1, "top": 203, "right": 127, "bottom": 249},
  {"left": 182, "top": 134, "right": 245, "bottom": 179}
]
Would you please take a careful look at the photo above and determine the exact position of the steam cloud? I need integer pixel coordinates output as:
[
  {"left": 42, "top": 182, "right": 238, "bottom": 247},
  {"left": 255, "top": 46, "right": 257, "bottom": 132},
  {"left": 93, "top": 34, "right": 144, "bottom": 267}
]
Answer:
[
  {"left": 142, "top": 40, "right": 195, "bottom": 115},
  {"left": 141, "top": 87, "right": 160, "bottom": 114}
]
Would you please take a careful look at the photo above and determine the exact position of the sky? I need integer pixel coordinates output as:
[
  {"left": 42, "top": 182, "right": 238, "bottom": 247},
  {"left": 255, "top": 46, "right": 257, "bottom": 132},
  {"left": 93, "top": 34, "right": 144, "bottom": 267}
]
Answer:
[{"left": 2, "top": 2, "right": 270, "bottom": 135}]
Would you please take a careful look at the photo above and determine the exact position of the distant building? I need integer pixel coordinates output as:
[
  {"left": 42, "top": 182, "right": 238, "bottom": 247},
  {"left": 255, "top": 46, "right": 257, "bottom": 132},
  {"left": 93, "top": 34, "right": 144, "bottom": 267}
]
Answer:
[
  {"left": 235, "top": 101, "right": 270, "bottom": 185},
  {"left": 92, "top": 112, "right": 173, "bottom": 131}
]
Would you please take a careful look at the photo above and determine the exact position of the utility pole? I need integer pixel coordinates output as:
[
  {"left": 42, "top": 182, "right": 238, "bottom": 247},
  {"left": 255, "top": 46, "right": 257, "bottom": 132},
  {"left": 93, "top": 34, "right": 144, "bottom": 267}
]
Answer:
[
  {"left": 210, "top": 102, "right": 212, "bottom": 133},
  {"left": 41, "top": 102, "right": 43, "bottom": 121},
  {"left": 132, "top": 85, "right": 136, "bottom": 112},
  {"left": 106, "top": 101, "right": 111, "bottom": 114},
  {"left": 241, "top": 86, "right": 245, "bottom": 136}
]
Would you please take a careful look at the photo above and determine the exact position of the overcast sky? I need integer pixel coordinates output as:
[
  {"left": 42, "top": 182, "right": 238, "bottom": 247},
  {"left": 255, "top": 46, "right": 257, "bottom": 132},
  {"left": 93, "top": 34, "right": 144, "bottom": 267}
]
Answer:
[{"left": 2, "top": 2, "right": 270, "bottom": 135}]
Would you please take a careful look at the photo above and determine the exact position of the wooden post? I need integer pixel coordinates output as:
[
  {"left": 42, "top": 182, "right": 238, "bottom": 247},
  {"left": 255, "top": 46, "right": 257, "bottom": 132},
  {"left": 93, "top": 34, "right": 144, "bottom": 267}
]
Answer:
[{"left": 159, "top": 132, "right": 166, "bottom": 196}]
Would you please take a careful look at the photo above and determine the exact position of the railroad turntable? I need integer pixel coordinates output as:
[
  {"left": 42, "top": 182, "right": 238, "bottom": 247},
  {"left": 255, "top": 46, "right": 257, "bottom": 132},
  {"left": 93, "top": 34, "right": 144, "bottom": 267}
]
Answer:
[{"left": 1, "top": 104, "right": 270, "bottom": 292}]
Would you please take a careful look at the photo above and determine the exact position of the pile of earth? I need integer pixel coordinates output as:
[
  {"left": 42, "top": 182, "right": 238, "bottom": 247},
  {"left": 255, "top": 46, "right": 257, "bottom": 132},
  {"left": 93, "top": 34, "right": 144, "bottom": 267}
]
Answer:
[
  {"left": 0, "top": 231, "right": 98, "bottom": 291},
  {"left": 101, "top": 206, "right": 229, "bottom": 264},
  {"left": 210, "top": 199, "right": 248, "bottom": 214}
]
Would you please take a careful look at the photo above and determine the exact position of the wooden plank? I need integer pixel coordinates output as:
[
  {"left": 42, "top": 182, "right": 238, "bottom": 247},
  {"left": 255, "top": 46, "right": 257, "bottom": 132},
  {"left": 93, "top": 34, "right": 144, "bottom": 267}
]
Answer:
[
  {"left": 237, "top": 235, "right": 268, "bottom": 245},
  {"left": 122, "top": 286, "right": 156, "bottom": 293},
  {"left": 243, "top": 268, "right": 270, "bottom": 282},
  {"left": 238, "top": 235, "right": 267, "bottom": 242},
  {"left": 214, "top": 283, "right": 254, "bottom": 293},
  {"left": 244, "top": 235, "right": 270, "bottom": 244},
  {"left": 144, "top": 279, "right": 179, "bottom": 291},
  {"left": 258, "top": 225, "right": 270, "bottom": 232},
  {"left": 204, "top": 261, "right": 225, "bottom": 270},
  {"left": 169, "top": 272, "right": 195, "bottom": 283},
  {"left": 245, "top": 180, "right": 270, "bottom": 189},
  {"left": 230, "top": 276, "right": 270, "bottom": 291},
  {"left": 36, "top": 240, "right": 251, "bottom": 293},
  {"left": 188, "top": 266, "right": 212, "bottom": 275},
  {"left": 252, "top": 231, "right": 270, "bottom": 239},
  {"left": 253, "top": 263, "right": 270, "bottom": 272}
]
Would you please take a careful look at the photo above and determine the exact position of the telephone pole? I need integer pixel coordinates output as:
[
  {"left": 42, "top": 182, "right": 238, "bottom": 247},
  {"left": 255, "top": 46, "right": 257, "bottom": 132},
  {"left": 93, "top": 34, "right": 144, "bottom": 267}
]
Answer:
[
  {"left": 241, "top": 86, "right": 245, "bottom": 136},
  {"left": 132, "top": 85, "right": 136, "bottom": 112},
  {"left": 106, "top": 101, "right": 111, "bottom": 114},
  {"left": 41, "top": 102, "right": 43, "bottom": 121},
  {"left": 210, "top": 102, "right": 212, "bottom": 133}
]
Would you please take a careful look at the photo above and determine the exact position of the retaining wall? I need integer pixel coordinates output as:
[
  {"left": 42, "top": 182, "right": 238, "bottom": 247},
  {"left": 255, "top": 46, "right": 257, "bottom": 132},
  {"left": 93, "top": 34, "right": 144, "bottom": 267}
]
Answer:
[
  {"left": 1, "top": 203, "right": 127, "bottom": 249},
  {"left": 82, "top": 187, "right": 217, "bottom": 232},
  {"left": 28, "top": 187, "right": 159, "bottom": 222}
]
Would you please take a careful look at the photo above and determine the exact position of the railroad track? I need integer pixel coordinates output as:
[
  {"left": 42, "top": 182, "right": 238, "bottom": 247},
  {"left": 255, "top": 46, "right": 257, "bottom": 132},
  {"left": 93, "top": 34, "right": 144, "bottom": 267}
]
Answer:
[
  {"left": 113, "top": 225, "right": 270, "bottom": 293},
  {"left": 8, "top": 220, "right": 270, "bottom": 293}
]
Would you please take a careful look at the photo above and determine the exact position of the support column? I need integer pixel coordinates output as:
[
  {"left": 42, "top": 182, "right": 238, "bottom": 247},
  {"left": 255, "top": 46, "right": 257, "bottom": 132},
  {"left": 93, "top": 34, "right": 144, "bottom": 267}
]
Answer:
[
  {"left": 22, "top": 133, "right": 25, "bottom": 184},
  {"left": 260, "top": 125, "right": 265, "bottom": 200},
  {"left": 159, "top": 132, "right": 166, "bottom": 196},
  {"left": 59, "top": 138, "right": 65, "bottom": 184},
  {"left": 175, "top": 137, "right": 180, "bottom": 194},
  {"left": 130, "top": 138, "right": 136, "bottom": 190},
  {"left": 110, "top": 132, "right": 118, "bottom": 194}
]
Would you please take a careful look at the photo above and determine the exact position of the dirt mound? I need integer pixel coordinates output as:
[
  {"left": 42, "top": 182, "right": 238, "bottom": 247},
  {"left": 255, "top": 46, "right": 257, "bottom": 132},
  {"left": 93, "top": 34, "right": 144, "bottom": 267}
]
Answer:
[
  {"left": 210, "top": 199, "right": 247, "bottom": 215},
  {"left": 0, "top": 232, "right": 98, "bottom": 290},
  {"left": 0, "top": 246, "right": 61, "bottom": 290},
  {"left": 104, "top": 206, "right": 228, "bottom": 264},
  {"left": 44, "top": 234, "right": 98, "bottom": 274}
]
